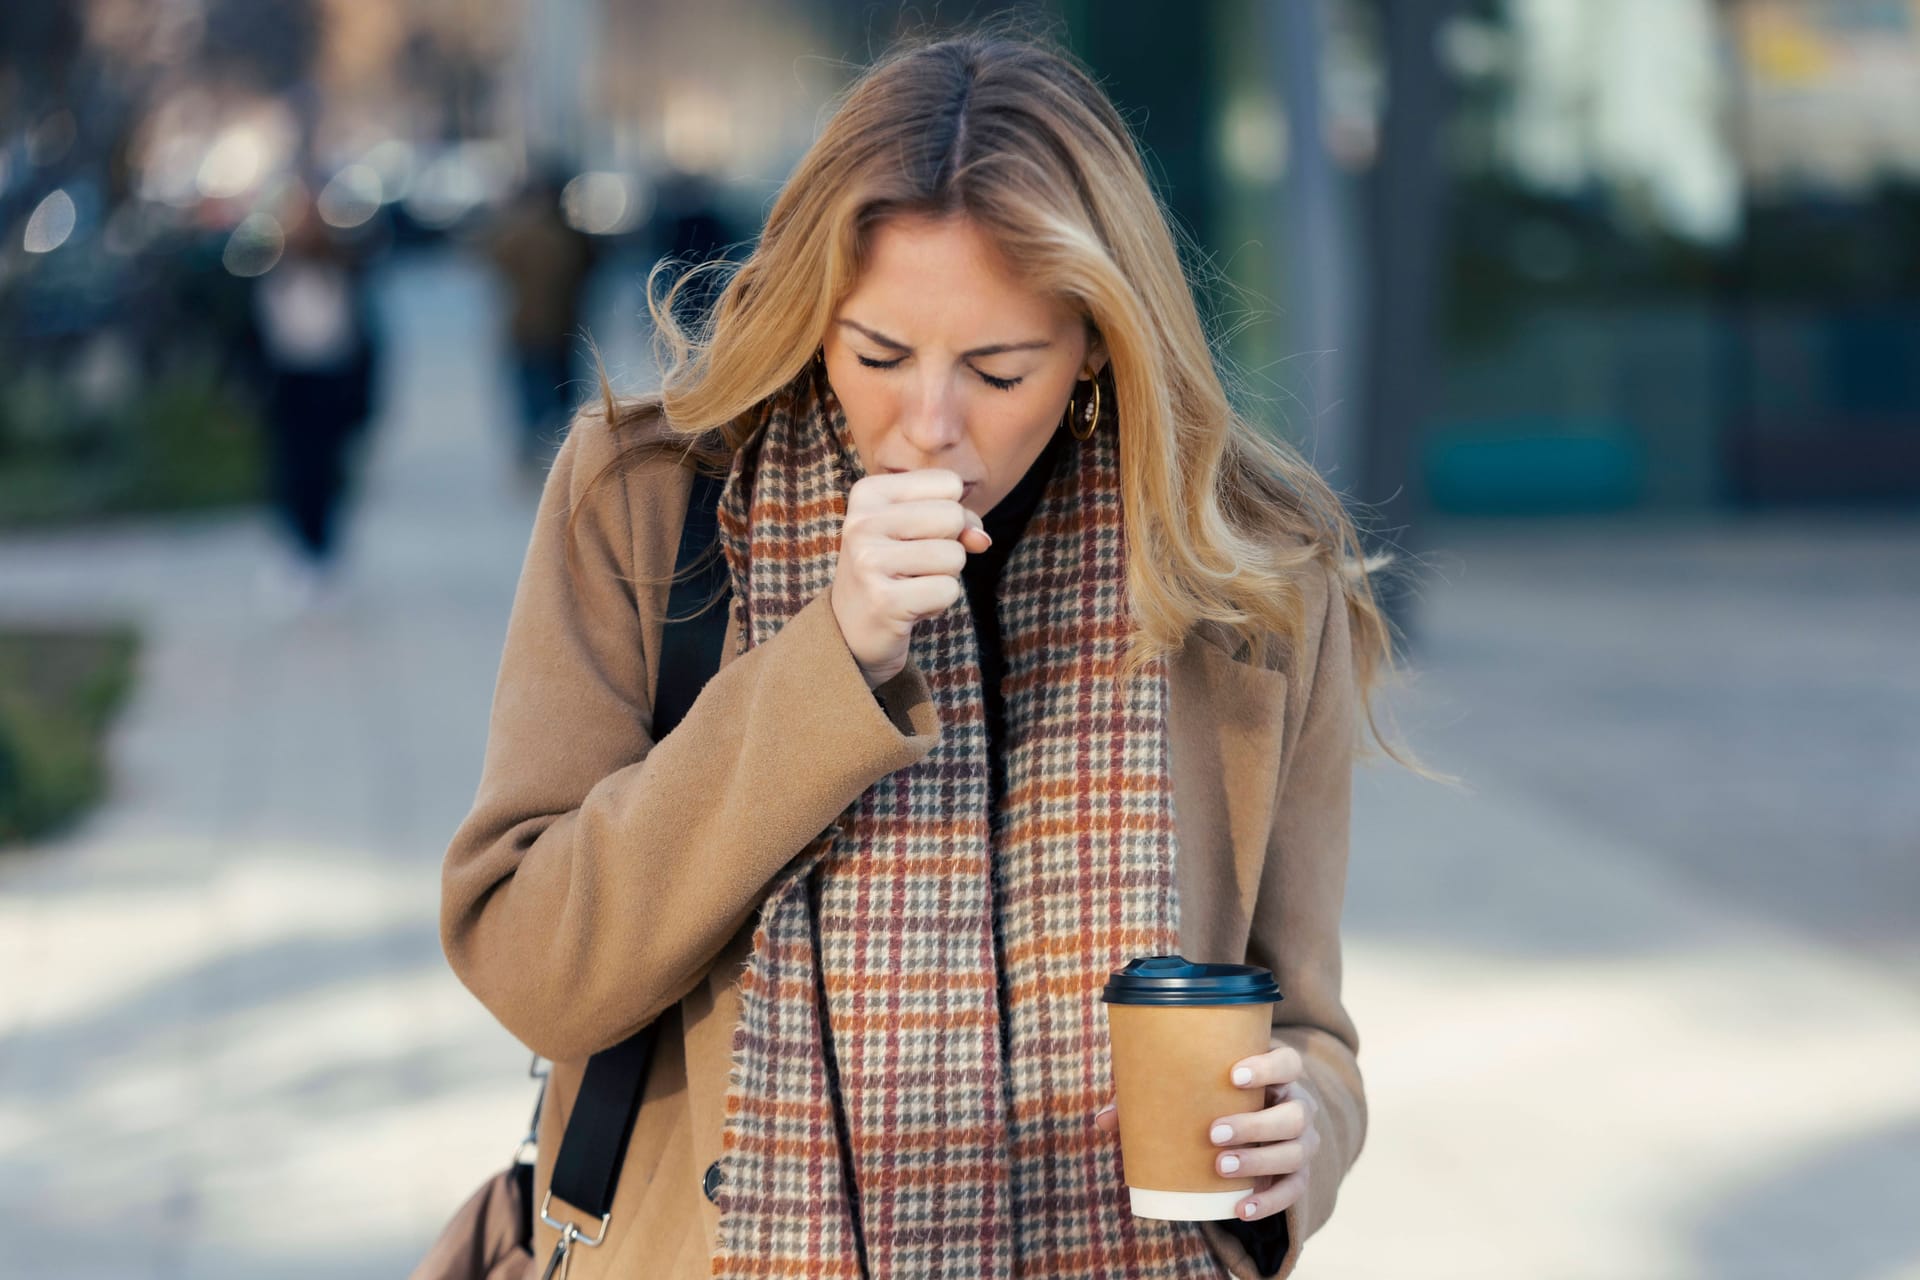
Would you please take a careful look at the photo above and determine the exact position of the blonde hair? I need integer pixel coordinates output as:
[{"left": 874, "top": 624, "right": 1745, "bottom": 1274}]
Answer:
[{"left": 576, "top": 22, "right": 1425, "bottom": 772}]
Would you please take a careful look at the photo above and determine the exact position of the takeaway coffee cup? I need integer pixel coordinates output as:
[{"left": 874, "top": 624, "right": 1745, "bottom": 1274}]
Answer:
[{"left": 1100, "top": 954, "right": 1283, "bottom": 1220}]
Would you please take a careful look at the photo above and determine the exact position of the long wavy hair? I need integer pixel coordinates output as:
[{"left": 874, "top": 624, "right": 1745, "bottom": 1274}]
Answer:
[{"left": 573, "top": 23, "right": 1422, "bottom": 770}]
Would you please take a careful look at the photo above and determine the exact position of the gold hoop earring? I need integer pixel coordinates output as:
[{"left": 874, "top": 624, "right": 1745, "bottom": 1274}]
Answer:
[{"left": 1067, "top": 375, "right": 1101, "bottom": 440}]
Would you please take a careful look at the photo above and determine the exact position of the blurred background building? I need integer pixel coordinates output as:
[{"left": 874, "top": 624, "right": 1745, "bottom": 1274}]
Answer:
[
  {"left": 5, "top": 0, "right": 1917, "bottom": 572},
  {"left": 2, "top": 2, "right": 1916, "bottom": 1277}
]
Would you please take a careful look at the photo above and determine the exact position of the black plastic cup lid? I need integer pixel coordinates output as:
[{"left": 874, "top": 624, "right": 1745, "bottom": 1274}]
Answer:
[{"left": 1100, "top": 954, "right": 1283, "bottom": 1007}]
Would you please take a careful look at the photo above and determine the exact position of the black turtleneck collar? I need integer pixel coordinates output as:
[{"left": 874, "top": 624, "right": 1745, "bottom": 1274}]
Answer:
[
  {"left": 966, "top": 426, "right": 1069, "bottom": 590},
  {"left": 961, "top": 425, "right": 1068, "bottom": 816}
]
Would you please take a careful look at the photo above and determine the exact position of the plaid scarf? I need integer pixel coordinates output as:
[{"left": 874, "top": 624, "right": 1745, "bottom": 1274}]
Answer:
[{"left": 709, "top": 366, "right": 1223, "bottom": 1279}]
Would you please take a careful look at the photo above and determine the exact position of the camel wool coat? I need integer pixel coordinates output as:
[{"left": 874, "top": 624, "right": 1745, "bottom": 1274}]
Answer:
[{"left": 440, "top": 411, "right": 1367, "bottom": 1279}]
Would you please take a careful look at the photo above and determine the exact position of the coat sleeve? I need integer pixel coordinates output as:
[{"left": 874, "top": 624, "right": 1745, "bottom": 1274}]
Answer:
[
  {"left": 440, "top": 417, "right": 942, "bottom": 1063},
  {"left": 1202, "top": 562, "right": 1367, "bottom": 1280}
]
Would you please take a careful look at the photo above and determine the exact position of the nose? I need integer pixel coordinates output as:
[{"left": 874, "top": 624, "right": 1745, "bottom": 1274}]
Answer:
[{"left": 895, "top": 371, "right": 967, "bottom": 461}]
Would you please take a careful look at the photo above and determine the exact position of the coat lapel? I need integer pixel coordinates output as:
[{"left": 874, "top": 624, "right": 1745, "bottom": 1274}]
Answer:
[{"left": 1167, "top": 625, "right": 1290, "bottom": 960}]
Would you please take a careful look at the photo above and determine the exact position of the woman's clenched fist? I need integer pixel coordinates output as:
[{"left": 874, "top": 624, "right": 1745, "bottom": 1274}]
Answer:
[{"left": 830, "top": 469, "right": 993, "bottom": 689}]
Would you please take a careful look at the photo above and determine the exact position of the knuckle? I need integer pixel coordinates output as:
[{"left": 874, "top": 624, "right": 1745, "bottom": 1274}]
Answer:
[
  {"left": 1246, "top": 1145, "right": 1301, "bottom": 1179},
  {"left": 1273, "top": 1046, "right": 1304, "bottom": 1079}
]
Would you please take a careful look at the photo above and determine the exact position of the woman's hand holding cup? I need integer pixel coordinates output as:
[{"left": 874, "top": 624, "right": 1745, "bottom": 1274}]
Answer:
[
  {"left": 830, "top": 468, "right": 992, "bottom": 689},
  {"left": 1092, "top": 1043, "right": 1320, "bottom": 1224}
]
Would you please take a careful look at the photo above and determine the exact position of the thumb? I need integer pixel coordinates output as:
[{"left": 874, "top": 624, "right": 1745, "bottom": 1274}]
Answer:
[{"left": 962, "top": 516, "right": 993, "bottom": 553}]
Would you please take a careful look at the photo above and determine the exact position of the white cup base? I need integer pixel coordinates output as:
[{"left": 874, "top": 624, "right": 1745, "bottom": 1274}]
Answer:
[{"left": 1127, "top": 1186, "right": 1251, "bottom": 1220}]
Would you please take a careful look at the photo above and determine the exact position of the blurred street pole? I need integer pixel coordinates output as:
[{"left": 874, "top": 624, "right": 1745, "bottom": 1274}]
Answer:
[
  {"left": 1265, "top": 0, "right": 1360, "bottom": 500},
  {"left": 1358, "top": 0, "right": 1456, "bottom": 654}
]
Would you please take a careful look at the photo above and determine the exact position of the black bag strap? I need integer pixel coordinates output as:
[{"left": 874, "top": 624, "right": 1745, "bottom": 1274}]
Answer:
[
  {"left": 649, "top": 467, "right": 732, "bottom": 738},
  {"left": 545, "top": 464, "right": 731, "bottom": 1237}
]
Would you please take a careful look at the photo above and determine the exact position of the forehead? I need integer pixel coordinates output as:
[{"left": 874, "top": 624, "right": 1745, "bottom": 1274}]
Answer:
[{"left": 842, "top": 213, "right": 1070, "bottom": 332}]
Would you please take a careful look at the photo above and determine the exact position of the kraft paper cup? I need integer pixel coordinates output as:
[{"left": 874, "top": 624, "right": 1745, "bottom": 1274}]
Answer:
[{"left": 1101, "top": 955, "right": 1283, "bottom": 1220}]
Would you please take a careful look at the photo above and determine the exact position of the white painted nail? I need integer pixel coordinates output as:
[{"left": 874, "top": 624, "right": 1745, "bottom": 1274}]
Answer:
[
  {"left": 1232, "top": 1066, "right": 1253, "bottom": 1086},
  {"left": 1210, "top": 1124, "right": 1233, "bottom": 1144},
  {"left": 1220, "top": 1154, "right": 1240, "bottom": 1174},
  {"left": 1242, "top": 1201, "right": 1258, "bottom": 1218}
]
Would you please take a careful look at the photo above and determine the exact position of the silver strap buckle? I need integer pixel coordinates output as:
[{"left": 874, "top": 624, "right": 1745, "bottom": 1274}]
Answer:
[{"left": 539, "top": 1190, "right": 610, "bottom": 1249}]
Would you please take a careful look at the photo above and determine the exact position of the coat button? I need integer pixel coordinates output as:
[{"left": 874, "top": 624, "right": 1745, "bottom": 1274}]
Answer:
[{"left": 703, "top": 1160, "right": 723, "bottom": 1203}]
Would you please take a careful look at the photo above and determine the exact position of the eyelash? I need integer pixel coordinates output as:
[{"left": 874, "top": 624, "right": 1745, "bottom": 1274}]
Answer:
[{"left": 856, "top": 354, "right": 1023, "bottom": 392}]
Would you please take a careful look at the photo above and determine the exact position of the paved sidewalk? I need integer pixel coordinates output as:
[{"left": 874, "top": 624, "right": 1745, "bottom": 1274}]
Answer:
[
  {"left": 2, "top": 252, "right": 1916, "bottom": 1277},
  {"left": 1319, "top": 760, "right": 1920, "bottom": 1279},
  {"left": 0, "top": 253, "right": 547, "bottom": 1277},
  {"left": 1311, "top": 515, "right": 1920, "bottom": 1279}
]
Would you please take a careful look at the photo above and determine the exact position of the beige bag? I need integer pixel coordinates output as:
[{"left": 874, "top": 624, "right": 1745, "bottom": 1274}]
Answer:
[{"left": 408, "top": 1161, "right": 535, "bottom": 1280}]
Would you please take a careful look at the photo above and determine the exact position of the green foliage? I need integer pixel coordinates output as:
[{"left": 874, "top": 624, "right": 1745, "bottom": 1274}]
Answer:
[
  {"left": 0, "top": 627, "right": 138, "bottom": 846},
  {"left": 0, "top": 356, "right": 264, "bottom": 528}
]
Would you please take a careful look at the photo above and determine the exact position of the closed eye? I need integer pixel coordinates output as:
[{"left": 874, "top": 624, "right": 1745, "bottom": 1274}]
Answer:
[{"left": 855, "top": 354, "right": 1024, "bottom": 392}]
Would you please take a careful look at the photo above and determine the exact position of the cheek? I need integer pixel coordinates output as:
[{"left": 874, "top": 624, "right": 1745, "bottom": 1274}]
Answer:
[
  {"left": 828, "top": 375, "right": 898, "bottom": 459},
  {"left": 976, "top": 394, "right": 1064, "bottom": 474},
  {"left": 992, "top": 384, "right": 1068, "bottom": 447}
]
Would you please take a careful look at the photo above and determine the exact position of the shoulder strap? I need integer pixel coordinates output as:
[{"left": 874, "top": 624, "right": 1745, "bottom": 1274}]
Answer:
[
  {"left": 649, "top": 467, "right": 731, "bottom": 738},
  {"left": 547, "top": 464, "right": 731, "bottom": 1233}
]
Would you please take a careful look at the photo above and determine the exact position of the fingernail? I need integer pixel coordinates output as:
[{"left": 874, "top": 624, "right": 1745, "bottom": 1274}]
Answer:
[
  {"left": 1232, "top": 1066, "right": 1253, "bottom": 1086},
  {"left": 1219, "top": 1154, "right": 1240, "bottom": 1174},
  {"left": 1241, "top": 1200, "right": 1259, "bottom": 1219},
  {"left": 1210, "top": 1124, "right": 1233, "bottom": 1145},
  {"left": 1095, "top": 1103, "right": 1114, "bottom": 1117}
]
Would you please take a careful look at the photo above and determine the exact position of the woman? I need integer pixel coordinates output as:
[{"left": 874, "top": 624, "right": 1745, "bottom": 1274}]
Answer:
[{"left": 441, "top": 27, "right": 1406, "bottom": 1280}]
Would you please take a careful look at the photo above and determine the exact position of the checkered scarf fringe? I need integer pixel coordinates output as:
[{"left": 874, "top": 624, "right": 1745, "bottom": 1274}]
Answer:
[{"left": 709, "top": 367, "right": 1223, "bottom": 1278}]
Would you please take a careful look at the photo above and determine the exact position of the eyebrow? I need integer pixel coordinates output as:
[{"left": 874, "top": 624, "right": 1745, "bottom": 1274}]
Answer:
[{"left": 837, "top": 318, "right": 1053, "bottom": 359}]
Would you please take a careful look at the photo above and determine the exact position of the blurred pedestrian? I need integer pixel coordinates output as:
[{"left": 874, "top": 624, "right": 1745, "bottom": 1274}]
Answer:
[
  {"left": 482, "top": 164, "right": 596, "bottom": 478},
  {"left": 244, "top": 186, "right": 380, "bottom": 612}
]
